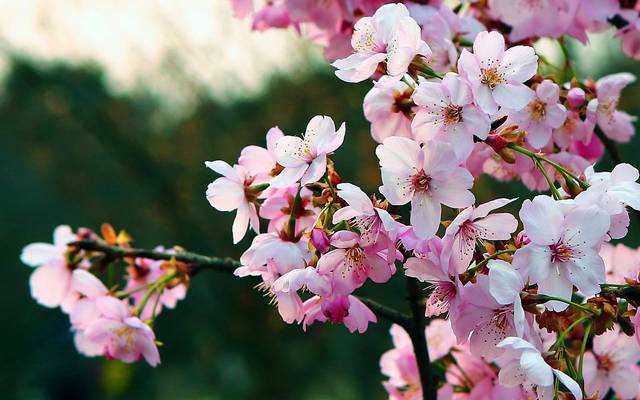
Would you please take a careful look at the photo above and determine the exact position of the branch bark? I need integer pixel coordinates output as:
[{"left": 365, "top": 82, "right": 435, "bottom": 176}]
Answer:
[
  {"left": 405, "top": 276, "right": 436, "bottom": 400},
  {"left": 69, "top": 239, "right": 412, "bottom": 327}
]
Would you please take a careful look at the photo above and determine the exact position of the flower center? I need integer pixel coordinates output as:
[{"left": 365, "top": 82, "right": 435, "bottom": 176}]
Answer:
[
  {"left": 345, "top": 247, "right": 366, "bottom": 270},
  {"left": 480, "top": 68, "right": 504, "bottom": 89},
  {"left": 411, "top": 170, "right": 431, "bottom": 192},
  {"left": 528, "top": 99, "right": 546, "bottom": 121},
  {"left": 550, "top": 241, "right": 573, "bottom": 263},
  {"left": 114, "top": 325, "right": 138, "bottom": 352},
  {"left": 600, "top": 98, "right": 619, "bottom": 121},
  {"left": 492, "top": 305, "right": 513, "bottom": 329},
  {"left": 392, "top": 88, "right": 415, "bottom": 119},
  {"left": 444, "top": 105, "right": 463, "bottom": 125},
  {"left": 597, "top": 354, "right": 616, "bottom": 372}
]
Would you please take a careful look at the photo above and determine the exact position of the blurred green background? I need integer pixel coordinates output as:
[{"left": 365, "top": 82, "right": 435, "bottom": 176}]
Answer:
[{"left": 1, "top": 22, "right": 639, "bottom": 400}]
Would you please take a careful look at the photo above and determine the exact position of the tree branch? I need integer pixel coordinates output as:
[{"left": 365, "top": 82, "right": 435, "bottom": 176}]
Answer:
[
  {"left": 68, "top": 239, "right": 411, "bottom": 327},
  {"left": 405, "top": 276, "right": 436, "bottom": 400},
  {"left": 358, "top": 297, "right": 412, "bottom": 328},
  {"left": 70, "top": 239, "right": 240, "bottom": 274},
  {"left": 595, "top": 127, "right": 623, "bottom": 165}
]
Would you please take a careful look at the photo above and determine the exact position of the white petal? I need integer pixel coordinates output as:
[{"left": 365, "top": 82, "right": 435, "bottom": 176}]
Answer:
[
  {"left": 488, "top": 260, "right": 523, "bottom": 304},
  {"left": 521, "top": 350, "right": 554, "bottom": 386},
  {"left": 493, "top": 83, "right": 534, "bottom": 111},
  {"left": 473, "top": 31, "right": 505, "bottom": 69},
  {"left": 519, "top": 196, "right": 563, "bottom": 245},
  {"left": 498, "top": 45, "right": 538, "bottom": 83},
  {"left": 274, "top": 136, "right": 307, "bottom": 167},
  {"left": 411, "top": 192, "right": 441, "bottom": 239},
  {"left": 552, "top": 369, "right": 583, "bottom": 400}
]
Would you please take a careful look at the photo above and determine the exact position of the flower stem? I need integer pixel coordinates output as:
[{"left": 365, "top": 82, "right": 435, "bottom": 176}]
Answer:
[
  {"left": 577, "top": 321, "right": 592, "bottom": 386},
  {"left": 552, "top": 314, "right": 591, "bottom": 349},
  {"left": 135, "top": 271, "right": 178, "bottom": 317},
  {"left": 533, "top": 158, "right": 562, "bottom": 200},
  {"left": 287, "top": 186, "right": 303, "bottom": 240},
  {"left": 539, "top": 295, "right": 595, "bottom": 315},
  {"left": 466, "top": 248, "right": 516, "bottom": 275},
  {"left": 507, "top": 144, "right": 589, "bottom": 190}
]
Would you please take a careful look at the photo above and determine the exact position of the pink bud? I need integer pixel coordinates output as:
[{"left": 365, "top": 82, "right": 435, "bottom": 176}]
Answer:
[
  {"left": 515, "top": 231, "right": 531, "bottom": 248},
  {"left": 310, "top": 228, "right": 330, "bottom": 253},
  {"left": 567, "top": 88, "right": 586, "bottom": 109}
]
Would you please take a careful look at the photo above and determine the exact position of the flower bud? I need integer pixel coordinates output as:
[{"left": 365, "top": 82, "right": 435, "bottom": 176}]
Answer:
[
  {"left": 484, "top": 125, "right": 526, "bottom": 164},
  {"left": 567, "top": 87, "right": 586, "bottom": 109},
  {"left": 310, "top": 228, "right": 330, "bottom": 253}
]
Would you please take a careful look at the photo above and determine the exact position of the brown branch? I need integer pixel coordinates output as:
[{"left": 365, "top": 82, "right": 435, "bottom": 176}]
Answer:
[{"left": 68, "top": 239, "right": 412, "bottom": 327}]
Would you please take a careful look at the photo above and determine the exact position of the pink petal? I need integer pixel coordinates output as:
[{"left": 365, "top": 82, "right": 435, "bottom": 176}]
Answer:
[{"left": 29, "top": 262, "right": 71, "bottom": 308}]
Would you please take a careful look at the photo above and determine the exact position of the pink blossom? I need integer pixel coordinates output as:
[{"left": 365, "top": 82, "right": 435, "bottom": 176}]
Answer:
[
  {"left": 552, "top": 110, "right": 595, "bottom": 151},
  {"left": 412, "top": 72, "right": 491, "bottom": 161},
  {"left": 496, "top": 337, "right": 582, "bottom": 400},
  {"left": 331, "top": 3, "right": 431, "bottom": 83},
  {"left": 457, "top": 31, "right": 537, "bottom": 114},
  {"left": 69, "top": 270, "right": 160, "bottom": 366},
  {"left": 618, "top": 15, "right": 640, "bottom": 60},
  {"left": 442, "top": 343, "right": 528, "bottom": 400},
  {"left": 332, "top": 182, "right": 397, "bottom": 247},
  {"left": 403, "top": 240, "right": 462, "bottom": 318},
  {"left": 259, "top": 186, "right": 318, "bottom": 235},
  {"left": 507, "top": 80, "right": 567, "bottom": 149},
  {"left": 301, "top": 294, "right": 376, "bottom": 333},
  {"left": 444, "top": 198, "right": 518, "bottom": 273},
  {"left": 580, "top": 163, "right": 640, "bottom": 214},
  {"left": 235, "top": 232, "right": 310, "bottom": 323},
  {"left": 600, "top": 243, "right": 640, "bottom": 284},
  {"left": 454, "top": 274, "right": 523, "bottom": 360},
  {"left": 513, "top": 195, "right": 610, "bottom": 311},
  {"left": 363, "top": 79, "right": 414, "bottom": 143},
  {"left": 408, "top": 4, "right": 484, "bottom": 72},
  {"left": 376, "top": 137, "right": 475, "bottom": 239},
  {"left": 590, "top": 72, "right": 637, "bottom": 143},
  {"left": 316, "top": 230, "right": 395, "bottom": 295},
  {"left": 83, "top": 298, "right": 160, "bottom": 366},
  {"left": 205, "top": 161, "right": 260, "bottom": 243},
  {"left": 251, "top": 2, "right": 292, "bottom": 31},
  {"left": 582, "top": 329, "right": 640, "bottom": 399},
  {"left": 21, "top": 225, "right": 81, "bottom": 311},
  {"left": 230, "top": 0, "right": 254, "bottom": 19},
  {"left": 238, "top": 126, "right": 283, "bottom": 184},
  {"left": 270, "top": 115, "right": 345, "bottom": 187},
  {"left": 488, "top": 0, "right": 579, "bottom": 42},
  {"left": 568, "top": 0, "right": 619, "bottom": 43}
]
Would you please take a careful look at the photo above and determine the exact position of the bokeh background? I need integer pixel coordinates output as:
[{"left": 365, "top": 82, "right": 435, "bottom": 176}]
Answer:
[{"left": 1, "top": 2, "right": 639, "bottom": 399}]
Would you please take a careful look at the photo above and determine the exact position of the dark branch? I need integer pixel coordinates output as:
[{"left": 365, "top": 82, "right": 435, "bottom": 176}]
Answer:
[
  {"left": 405, "top": 276, "right": 436, "bottom": 400},
  {"left": 68, "top": 239, "right": 411, "bottom": 326},
  {"left": 595, "top": 127, "right": 623, "bottom": 165},
  {"left": 70, "top": 239, "right": 240, "bottom": 274},
  {"left": 358, "top": 297, "right": 412, "bottom": 328}
]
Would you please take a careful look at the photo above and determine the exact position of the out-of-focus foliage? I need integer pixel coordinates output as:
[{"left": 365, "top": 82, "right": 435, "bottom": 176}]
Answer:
[{"left": 0, "top": 50, "right": 637, "bottom": 399}]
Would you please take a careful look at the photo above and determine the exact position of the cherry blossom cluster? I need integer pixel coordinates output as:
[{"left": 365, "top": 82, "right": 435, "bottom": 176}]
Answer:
[
  {"left": 21, "top": 1, "right": 640, "bottom": 399},
  {"left": 21, "top": 225, "right": 189, "bottom": 366},
  {"left": 230, "top": 0, "right": 640, "bottom": 62}
]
